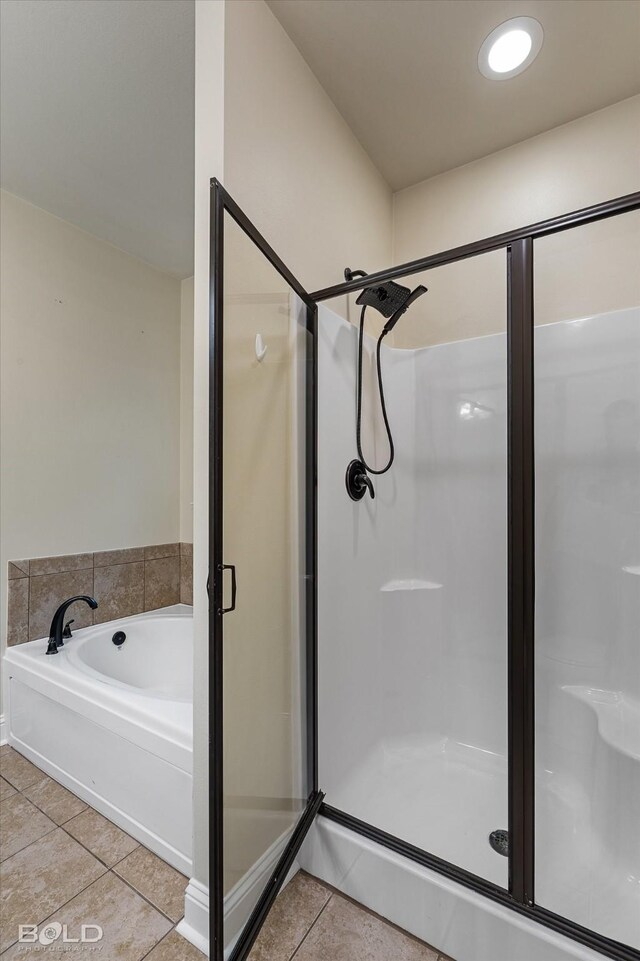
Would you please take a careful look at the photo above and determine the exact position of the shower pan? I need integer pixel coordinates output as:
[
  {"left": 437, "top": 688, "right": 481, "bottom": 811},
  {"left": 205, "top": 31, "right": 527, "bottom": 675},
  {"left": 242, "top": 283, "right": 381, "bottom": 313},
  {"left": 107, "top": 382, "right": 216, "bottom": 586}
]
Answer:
[{"left": 208, "top": 180, "right": 640, "bottom": 961}]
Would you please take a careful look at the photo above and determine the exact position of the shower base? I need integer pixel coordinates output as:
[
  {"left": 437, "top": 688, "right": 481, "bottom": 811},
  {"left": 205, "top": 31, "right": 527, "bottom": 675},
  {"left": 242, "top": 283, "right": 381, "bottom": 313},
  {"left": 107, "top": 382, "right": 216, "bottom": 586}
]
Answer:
[
  {"left": 325, "top": 736, "right": 508, "bottom": 887},
  {"left": 318, "top": 734, "right": 639, "bottom": 952},
  {"left": 300, "top": 815, "right": 604, "bottom": 961}
]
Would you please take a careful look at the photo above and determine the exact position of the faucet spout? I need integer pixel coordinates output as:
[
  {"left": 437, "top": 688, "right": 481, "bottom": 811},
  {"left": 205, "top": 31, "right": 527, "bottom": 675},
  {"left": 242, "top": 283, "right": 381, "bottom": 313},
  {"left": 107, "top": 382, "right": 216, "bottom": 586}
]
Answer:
[{"left": 46, "top": 595, "right": 98, "bottom": 655}]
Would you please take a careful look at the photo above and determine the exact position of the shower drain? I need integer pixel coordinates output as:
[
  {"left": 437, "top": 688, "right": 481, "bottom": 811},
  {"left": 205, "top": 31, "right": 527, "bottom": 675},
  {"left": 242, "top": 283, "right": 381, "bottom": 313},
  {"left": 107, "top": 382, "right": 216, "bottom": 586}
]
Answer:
[{"left": 489, "top": 829, "right": 510, "bottom": 857}]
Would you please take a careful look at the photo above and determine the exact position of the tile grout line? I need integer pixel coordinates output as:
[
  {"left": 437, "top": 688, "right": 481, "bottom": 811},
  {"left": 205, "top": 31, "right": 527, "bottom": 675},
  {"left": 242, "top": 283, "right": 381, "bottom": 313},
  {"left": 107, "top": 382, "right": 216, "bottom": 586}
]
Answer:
[
  {"left": 0, "top": 808, "right": 58, "bottom": 862},
  {"left": 137, "top": 923, "right": 183, "bottom": 961},
  {"left": 292, "top": 875, "right": 447, "bottom": 960},
  {"left": 9, "top": 545, "right": 188, "bottom": 644},
  {"left": 8, "top": 765, "right": 86, "bottom": 825},
  {"left": 111, "top": 865, "right": 182, "bottom": 926},
  {"left": 0, "top": 850, "right": 109, "bottom": 954},
  {"left": 4, "top": 763, "right": 179, "bottom": 937},
  {"left": 55, "top": 807, "right": 182, "bottom": 926},
  {"left": 57, "top": 818, "right": 137, "bottom": 872},
  {"left": 310, "top": 873, "right": 445, "bottom": 955},
  {"left": 288, "top": 892, "right": 334, "bottom": 961},
  {"left": 10, "top": 812, "right": 179, "bottom": 930}
]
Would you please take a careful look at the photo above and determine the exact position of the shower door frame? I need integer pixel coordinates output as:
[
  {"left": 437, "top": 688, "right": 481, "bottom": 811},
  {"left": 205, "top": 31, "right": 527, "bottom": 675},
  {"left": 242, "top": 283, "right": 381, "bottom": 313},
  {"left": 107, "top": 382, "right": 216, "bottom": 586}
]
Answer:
[
  {"left": 309, "top": 190, "right": 640, "bottom": 961},
  {"left": 209, "top": 186, "right": 640, "bottom": 961},
  {"left": 208, "top": 179, "right": 323, "bottom": 961}
]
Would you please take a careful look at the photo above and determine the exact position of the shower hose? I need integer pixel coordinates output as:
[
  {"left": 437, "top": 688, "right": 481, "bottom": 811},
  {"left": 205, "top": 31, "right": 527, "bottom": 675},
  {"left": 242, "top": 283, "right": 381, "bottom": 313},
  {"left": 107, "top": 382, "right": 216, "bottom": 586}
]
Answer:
[{"left": 356, "top": 305, "right": 395, "bottom": 475}]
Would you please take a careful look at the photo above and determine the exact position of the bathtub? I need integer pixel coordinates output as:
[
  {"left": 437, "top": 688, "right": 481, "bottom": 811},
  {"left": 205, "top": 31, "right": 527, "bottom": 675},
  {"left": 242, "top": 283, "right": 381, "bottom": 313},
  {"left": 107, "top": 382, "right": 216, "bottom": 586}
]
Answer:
[{"left": 4, "top": 604, "right": 193, "bottom": 875}]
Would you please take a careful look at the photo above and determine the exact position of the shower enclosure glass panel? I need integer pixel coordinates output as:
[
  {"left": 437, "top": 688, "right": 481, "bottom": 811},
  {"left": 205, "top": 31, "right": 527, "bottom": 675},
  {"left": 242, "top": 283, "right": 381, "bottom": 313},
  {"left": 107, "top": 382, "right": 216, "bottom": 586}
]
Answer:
[
  {"left": 318, "top": 248, "right": 509, "bottom": 887},
  {"left": 220, "top": 213, "right": 313, "bottom": 951},
  {"left": 533, "top": 211, "right": 640, "bottom": 949}
]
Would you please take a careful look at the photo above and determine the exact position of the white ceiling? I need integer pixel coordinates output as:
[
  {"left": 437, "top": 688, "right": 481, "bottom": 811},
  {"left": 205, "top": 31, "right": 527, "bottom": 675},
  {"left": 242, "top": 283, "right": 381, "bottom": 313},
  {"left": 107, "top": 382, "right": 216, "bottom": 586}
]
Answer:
[
  {"left": 1, "top": 1, "right": 638, "bottom": 275},
  {"left": 0, "top": 0, "right": 195, "bottom": 277},
  {"left": 267, "top": 0, "right": 640, "bottom": 191}
]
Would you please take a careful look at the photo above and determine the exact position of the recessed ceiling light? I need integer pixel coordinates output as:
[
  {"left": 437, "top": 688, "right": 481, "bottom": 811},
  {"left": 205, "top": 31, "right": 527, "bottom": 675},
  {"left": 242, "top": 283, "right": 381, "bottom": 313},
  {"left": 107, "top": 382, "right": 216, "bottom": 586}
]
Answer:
[{"left": 478, "top": 17, "right": 544, "bottom": 80}]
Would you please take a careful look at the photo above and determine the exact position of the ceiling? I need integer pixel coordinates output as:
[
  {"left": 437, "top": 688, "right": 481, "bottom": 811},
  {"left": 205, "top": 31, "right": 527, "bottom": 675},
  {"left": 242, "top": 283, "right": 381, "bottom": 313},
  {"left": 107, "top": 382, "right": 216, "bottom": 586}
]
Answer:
[
  {"left": 267, "top": 0, "right": 640, "bottom": 191},
  {"left": 0, "top": 0, "right": 195, "bottom": 277},
  {"left": 1, "top": 1, "right": 638, "bottom": 275}
]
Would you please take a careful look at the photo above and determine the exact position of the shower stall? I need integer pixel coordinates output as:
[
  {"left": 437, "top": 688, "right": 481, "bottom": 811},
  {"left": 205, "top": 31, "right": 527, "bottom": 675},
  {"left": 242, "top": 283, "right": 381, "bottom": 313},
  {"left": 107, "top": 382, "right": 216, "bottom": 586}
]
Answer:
[{"left": 207, "top": 182, "right": 640, "bottom": 961}]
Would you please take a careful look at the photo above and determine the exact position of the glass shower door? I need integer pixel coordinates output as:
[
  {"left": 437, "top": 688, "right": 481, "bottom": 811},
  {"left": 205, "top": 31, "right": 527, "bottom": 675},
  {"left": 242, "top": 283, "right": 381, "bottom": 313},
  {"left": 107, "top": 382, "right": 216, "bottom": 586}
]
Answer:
[{"left": 209, "top": 183, "right": 322, "bottom": 961}]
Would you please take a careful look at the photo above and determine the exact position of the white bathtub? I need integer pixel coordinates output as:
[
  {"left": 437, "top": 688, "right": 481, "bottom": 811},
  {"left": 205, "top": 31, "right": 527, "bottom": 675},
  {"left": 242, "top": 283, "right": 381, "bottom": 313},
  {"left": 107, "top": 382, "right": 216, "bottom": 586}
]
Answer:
[{"left": 4, "top": 604, "right": 193, "bottom": 875}]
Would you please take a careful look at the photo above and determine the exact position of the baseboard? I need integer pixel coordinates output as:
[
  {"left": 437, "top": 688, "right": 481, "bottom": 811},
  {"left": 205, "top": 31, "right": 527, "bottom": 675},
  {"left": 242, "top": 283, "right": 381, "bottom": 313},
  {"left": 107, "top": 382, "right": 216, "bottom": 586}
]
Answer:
[
  {"left": 0, "top": 713, "right": 6, "bottom": 745},
  {"left": 177, "top": 858, "right": 301, "bottom": 958},
  {"left": 177, "top": 879, "right": 209, "bottom": 956}
]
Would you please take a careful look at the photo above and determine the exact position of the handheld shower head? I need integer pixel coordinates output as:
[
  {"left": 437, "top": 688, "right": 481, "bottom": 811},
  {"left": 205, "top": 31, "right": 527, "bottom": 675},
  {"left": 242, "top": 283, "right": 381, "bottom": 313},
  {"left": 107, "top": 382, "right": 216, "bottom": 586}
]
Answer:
[
  {"left": 342, "top": 265, "right": 429, "bottom": 490},
  {"left": 381, "top": 284, "right": 428, "bottom": 334}
]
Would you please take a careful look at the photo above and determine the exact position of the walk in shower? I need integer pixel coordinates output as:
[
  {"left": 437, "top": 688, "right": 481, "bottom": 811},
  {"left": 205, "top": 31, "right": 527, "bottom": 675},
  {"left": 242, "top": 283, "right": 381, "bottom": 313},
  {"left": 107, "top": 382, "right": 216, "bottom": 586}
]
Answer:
[{"left": 208, "top": 182, "right": 640, "bottom": 961}]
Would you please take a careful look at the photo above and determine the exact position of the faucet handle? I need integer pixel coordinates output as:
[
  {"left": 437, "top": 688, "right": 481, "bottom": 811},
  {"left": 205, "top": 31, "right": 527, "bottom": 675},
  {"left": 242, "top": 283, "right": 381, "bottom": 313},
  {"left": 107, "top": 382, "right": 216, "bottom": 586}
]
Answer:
[
  {"left": 62, "top": 619, "right": 75, "bottom": 639},
  {"left": 345, "top": 459, "right": 375, "bottom": 501}
]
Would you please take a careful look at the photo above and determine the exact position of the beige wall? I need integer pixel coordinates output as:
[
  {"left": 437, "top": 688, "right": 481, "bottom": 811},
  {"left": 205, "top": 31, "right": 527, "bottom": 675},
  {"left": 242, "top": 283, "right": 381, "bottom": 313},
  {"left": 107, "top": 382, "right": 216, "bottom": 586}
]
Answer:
[
  {"left": 0, "top": 188, "right": 183, "bottom": 711},
  {"left": 220, "top": 0, "right": 394, "bottom": 872},
  {"left": 191, "top": 0, "right": 394, "bottom": 902},
  {"left": 180, "top": 276, "right": 194, "bottom": 543},
  {"left": 224, "top": 0, "right": 392, "bottom": 304},
  {"left": 391, "top": 95, "right": 640, "bottom": 348},
  {"left": 191, "top": 0, "right": 225, "bottom": 898}
]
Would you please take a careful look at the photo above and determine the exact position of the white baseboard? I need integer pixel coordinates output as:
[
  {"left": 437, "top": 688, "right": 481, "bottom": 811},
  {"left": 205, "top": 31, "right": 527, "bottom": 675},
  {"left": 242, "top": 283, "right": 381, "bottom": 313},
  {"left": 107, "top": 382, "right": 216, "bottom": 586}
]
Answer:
[
  {"left": 0, "top": 713, "right": 7, "bottom": 745},
  {"left": 177, "top": 856, "right": 301, "bottom": 958},
  {"left": 177, "top": 879, "right": 209, "bottom": 956}
]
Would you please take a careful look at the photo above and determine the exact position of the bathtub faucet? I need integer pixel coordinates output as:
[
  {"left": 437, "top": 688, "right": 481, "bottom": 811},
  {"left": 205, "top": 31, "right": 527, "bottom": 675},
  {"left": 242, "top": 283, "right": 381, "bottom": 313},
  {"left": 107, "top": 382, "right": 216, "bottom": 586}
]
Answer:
[{"left": 46, "top": 595, "right": 98, "bottom": 655}]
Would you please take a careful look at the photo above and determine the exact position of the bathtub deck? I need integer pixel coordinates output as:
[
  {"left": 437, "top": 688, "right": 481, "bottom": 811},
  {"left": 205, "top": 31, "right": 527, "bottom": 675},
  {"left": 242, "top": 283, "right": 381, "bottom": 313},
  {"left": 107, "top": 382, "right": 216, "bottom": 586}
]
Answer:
[{"left": 0, "top": 744, "right": 450, "bottom": 960}]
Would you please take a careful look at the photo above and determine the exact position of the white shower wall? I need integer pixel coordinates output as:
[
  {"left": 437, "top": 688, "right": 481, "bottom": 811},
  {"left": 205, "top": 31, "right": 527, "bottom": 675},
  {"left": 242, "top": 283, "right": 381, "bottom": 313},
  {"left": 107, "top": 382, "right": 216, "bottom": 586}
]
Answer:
[
  {"left": 318, "top": 304, "right": 509, "bottom": 885},
  {"left": 318, "top": 303, "right": 639, "bottom": 943},
  {"left": 534, "top": 307, "right": 640, "bottom": 947}
]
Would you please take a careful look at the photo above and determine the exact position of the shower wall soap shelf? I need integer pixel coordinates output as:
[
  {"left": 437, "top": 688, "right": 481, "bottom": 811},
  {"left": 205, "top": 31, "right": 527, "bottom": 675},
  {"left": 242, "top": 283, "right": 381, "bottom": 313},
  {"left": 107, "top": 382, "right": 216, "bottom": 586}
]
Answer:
[
  {"left": 381, "top": 579, "right": 442, "bottom": 592},
  {"left": 564, "top": 685, "right": 640, "bottom": 762}
]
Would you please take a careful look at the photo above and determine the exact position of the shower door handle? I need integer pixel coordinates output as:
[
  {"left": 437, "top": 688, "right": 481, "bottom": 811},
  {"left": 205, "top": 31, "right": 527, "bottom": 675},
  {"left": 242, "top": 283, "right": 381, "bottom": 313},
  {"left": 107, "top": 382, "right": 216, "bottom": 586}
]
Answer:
[{"left": 219, "top": 563, "right": 237, "bottom": 614}]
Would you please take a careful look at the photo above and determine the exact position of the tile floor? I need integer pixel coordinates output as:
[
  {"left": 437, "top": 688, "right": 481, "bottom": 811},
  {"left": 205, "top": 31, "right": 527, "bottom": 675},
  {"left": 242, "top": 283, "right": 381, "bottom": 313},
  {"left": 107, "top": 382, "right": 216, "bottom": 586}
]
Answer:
[
  {"left": 1, "top": 745, "right": 452, "bottom": 960},
  {"left": 0, "top": 745, "right": 198, "bottom": 960},
  {"left": 247, "top": 872, "right": 453, "bottom": 961}
]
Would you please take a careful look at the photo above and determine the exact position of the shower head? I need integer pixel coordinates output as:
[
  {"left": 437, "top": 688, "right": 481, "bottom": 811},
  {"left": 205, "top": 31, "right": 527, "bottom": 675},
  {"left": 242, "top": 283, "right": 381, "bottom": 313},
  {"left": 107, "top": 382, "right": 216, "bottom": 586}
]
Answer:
[
  {"left": 345, "top": 269, "right": 428, "bottom": 484},
  {"left": 344, "top": 266, "right": 428, "bottom": 332},
  {"left": 356, "top": 280, "right": 415, "bottom": 319},
  {"left": 355, "top": 280, "right": 428, "bottom": 334}
]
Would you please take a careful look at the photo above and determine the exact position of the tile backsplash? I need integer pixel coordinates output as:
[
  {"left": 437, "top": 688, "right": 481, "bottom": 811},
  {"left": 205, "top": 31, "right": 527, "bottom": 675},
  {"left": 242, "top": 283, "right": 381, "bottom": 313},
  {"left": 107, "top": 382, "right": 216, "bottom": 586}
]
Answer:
[{"left": 7, "top": 543, "right": 193, "bottom": 646}]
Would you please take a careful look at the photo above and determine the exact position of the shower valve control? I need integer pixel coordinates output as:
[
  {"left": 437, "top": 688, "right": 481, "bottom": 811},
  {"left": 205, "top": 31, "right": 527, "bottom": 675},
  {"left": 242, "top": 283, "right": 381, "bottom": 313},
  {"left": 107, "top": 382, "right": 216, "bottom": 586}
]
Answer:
[{"left": 346, "top": 459, "right": 375, "bottom": 501}]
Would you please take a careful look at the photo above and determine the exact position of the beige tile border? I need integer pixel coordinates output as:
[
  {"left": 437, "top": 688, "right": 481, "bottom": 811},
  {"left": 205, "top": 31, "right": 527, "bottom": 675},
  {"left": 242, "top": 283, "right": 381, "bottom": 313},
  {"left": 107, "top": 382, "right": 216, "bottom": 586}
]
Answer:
[{"left": 6, "top": 544, "right": 192, "bottom": 646}]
